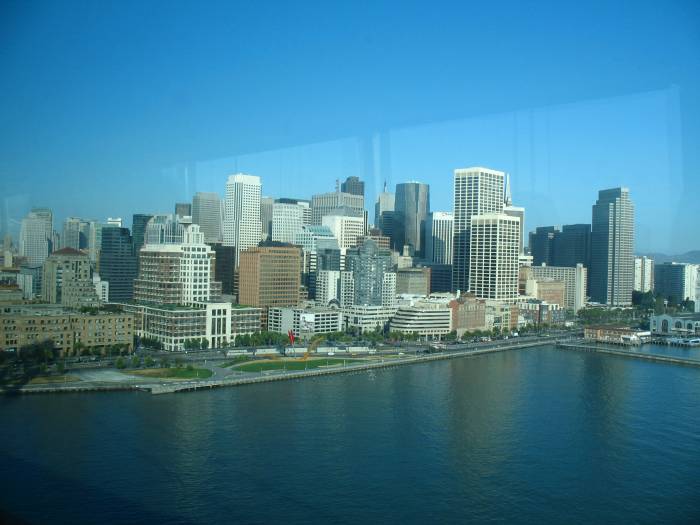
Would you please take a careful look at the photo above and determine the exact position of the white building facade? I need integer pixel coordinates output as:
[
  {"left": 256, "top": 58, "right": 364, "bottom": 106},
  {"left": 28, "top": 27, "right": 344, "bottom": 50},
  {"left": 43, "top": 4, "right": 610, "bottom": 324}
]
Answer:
[
  {"left": 425, "top": 211, "right": 453, "bottom": 264},
  {"left": 223, "top": 173, "right": 262, "bottom": 263}
]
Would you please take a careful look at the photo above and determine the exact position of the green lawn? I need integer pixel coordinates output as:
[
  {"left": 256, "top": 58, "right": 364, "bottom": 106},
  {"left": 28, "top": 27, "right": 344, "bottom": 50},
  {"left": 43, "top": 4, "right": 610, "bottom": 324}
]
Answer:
[
  {"left": 129, "top": 367, "right": 213, "bottom": 379},
  {"left": 236, "top": 358, "right": 365, "bottom": 373},
  {"left": 221, "top": 355, "right": 251, "bottom": 367},
  {"left": 28, "top": 374, "right": 81, "bottom": 384}
]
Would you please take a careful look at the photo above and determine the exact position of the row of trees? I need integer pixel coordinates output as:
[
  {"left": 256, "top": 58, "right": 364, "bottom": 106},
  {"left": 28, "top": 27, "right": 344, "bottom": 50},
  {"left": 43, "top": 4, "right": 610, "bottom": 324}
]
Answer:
[
  {"left": 183, "top": 338, "right": 209, "bottom": 350},
  {"left": 632, "top": 290, "right": 695, "bottom": 314}
]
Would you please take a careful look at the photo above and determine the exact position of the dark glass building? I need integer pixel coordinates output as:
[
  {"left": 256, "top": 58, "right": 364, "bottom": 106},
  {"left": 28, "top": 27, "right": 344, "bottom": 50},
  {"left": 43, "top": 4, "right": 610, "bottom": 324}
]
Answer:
[
  {"left": 552, "top": 224, "right": 591, "bottom": 268},
  {"left": 393, "top": 182, "right": 430, "bottom": 257},
  {"left": 210, "top": 243, "right": 236, "bottom": 296},
  {"left": 131, "top": 214, "right": 153, "bottom": 261},
  {"left": 425, "top": 263, "right": 453, "bottom": 293},
  {"left": 654, "top": 263, "right": 687, "bottom": 304},
  {"left": 99, "top": 227, "right": 137, "bottom": 302},
  {"left": 529, "top": 226, "right": 558, "bottom": 266}
]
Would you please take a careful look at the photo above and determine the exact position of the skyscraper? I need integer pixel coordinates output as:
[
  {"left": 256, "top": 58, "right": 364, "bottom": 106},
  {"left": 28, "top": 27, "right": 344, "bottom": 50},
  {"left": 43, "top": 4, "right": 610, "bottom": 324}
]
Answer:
[
  {"left": 590, "top": 187, "right": 634, "bottom": 306},
  {"left": 260, "top": 196, "right": 274, "bottom": 241},
  {"left": 341, "top": 176, "right": 365, "bottom": 197},
  {"left": 393, "top": 181, "right": 430, "bottom": 256},
  {"left": 131, "top": 214, "right": 153, "bottom": 260},
  {"left": 425, "top": 211, "right": 453, "bottom": 264},
  {"left": 529, "top": 226, "right": 558, "bottom": 266},
  {"left": 633, "top": 256, "right": 654, "bottom": 293},
  {"left": 19, "top": 209, "right": 52, "bottom": 266},
  {"left": 322, "top": 215, "right": 365, "bottom": 250},
  {"left": 468, "top": 214, "right": 520, "bottom": 300},
  {"left": 452, "top": 167, "right": 506, "bottom": 293},
  {"left": 310, "top": 191, "right": 364, "bottom": 225},
  {"left": 344, "top": 239, "right": 396, "bottom": 307},
  {"left": 174, "top": 203, "right": 192, "bottom": 218},
  {"left": 192, "top": 192, "right": 223, "bottom": 243},
  {"left": 374, "top": 183, "right": 395, "bottom": 237},
  {"left": 62, "top": 217, "right": 90, "bottom": 250},
  {"left": 238, "top": 244, "right": 301, "bottom": 328},
  {"left": 223, "top": 173, "right": 262, "bottom": 262},
  {"left": 99, "top": 227, "right": 137, "bottom": 302},
  {"left": 552, "top": 224, "right": 591, "bottom": 269},
  {"left": 271, "top": 200, "right": 309, "bottom": 243}
]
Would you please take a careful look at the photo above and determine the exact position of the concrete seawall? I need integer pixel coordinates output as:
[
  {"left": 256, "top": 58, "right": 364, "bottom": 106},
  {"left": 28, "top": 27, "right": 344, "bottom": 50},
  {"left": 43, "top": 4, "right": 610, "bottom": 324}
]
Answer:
[{"left": 6, "top": 339, "right": 552, "bottom": 396}]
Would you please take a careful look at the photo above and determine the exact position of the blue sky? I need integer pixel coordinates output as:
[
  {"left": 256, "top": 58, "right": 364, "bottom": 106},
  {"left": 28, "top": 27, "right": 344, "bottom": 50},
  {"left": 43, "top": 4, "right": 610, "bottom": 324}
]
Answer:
[{"left": 1, "top": 0, "right": 699, "bottom": 253}]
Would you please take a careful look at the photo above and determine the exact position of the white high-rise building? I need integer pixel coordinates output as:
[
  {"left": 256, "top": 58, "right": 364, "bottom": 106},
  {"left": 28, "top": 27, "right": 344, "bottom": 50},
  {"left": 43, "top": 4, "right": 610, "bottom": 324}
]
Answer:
[
  {"left": 272, "top": 201, "right": 306, "bottom": 243},
  {"left": 315, "top": 270, "right": 341, "bottom": 306},
  {"left": 223, "top": 173, "right": 262, "bottom": 263},
  {"left": 19, "top": 209, "right": 53, "bottom": 266},
  {"left": 322, "top": 215, "right": 365, "bottom": 250},
  {"left": 192, "top": 192, "right": 223, "bottom": 243},
  {"left": 425, "top": 211, "right": 453, "bottom": 264},
  {"left": 468, "top": 213, "right": 520, "bottom": 300},
  {"left": 311, "top": 191, "right": 364, "bottom": 225},
  {"left": 453, "top": 167, "right": 506, "bottom": 292},
  {"left": 633, "top": 256, "right": 654, "bottom": 293}
]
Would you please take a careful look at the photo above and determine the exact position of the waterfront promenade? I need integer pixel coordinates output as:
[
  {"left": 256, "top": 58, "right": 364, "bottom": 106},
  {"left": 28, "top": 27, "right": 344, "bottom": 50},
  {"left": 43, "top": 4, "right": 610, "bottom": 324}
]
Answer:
[{"left": 4, "top": 337, "right": 555, "bottom": 396}]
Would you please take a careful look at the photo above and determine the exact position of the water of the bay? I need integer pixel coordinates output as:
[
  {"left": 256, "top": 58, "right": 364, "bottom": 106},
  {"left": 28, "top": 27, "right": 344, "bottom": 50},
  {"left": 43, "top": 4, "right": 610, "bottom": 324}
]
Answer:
[{"left": 1, "top": 345, "right": 699, "bottom": 524}]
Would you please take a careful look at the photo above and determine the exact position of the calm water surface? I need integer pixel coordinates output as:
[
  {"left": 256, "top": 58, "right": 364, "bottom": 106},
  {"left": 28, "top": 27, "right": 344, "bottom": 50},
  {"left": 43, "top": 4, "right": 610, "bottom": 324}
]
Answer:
[{"left": 2, "top": 346, "right": 699, "bottom": 524}]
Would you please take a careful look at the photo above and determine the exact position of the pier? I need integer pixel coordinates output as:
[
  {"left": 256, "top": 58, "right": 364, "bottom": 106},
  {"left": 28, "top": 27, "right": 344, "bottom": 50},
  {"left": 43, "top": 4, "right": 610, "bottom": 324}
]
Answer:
[{"left": 557, "top": 342, "right": 700, "bottom": 368}]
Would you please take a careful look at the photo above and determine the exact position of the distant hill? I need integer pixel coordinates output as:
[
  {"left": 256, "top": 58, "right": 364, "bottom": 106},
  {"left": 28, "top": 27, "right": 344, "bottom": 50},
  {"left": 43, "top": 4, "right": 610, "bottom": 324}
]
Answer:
[{"left": 637, "top": 251, "right": 700, "bottom": 264}]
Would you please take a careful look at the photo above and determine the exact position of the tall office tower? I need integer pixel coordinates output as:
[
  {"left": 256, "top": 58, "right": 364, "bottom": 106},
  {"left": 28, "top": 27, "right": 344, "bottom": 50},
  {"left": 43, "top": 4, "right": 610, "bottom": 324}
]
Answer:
[
  {"left": 551, "top": 224, "right": 591, "bottom": 268},
  {"left": 19, "top": 209, "right": 52, "bottom": 266},
  {"left": 322, "top": 214, "right": 365, "bottom": 250},
  {"left": 135, "top": 224, "right": 218, "bottom": 306},
  {"left": 223, "top": 173, "right": 262, "bottom": 262},
  {"left": 393, "top": 182, "right": 430, "bottom": 257},
  {"left": 107, "top": 217, "right": 123, "bottom": 227},
  {"left": 99, "top": 227, "right": 137, "bottom": 302},
  {"left": 62, "top": 217, "right": 90, "bottom": 250},
  {"left": 590, "top": 187, "right": 635, "bottom": 306},
  {"left": 294, "top": 225, "right": 341, "bottom": 299},
  {"left": 144, "top": 214, "right": 186, "bottom": 245},
  {"left": 238, "top": 245, "right": 301, "bottom": 327},
  {"left": 468, "top": 214, "right": 520, "bottom": 300},
  {"left": 271, "top": 200, "right": 307, "bottom": 243},
  {"left": 633, "top": 256, "right": 654, "bottom": 293},
  {"left": 375, "top": 189, "right": 395, "bottom": 240},
  {"left": 42, "top": 248, "right": 100, "bottom": 307},
  {"left": 131, "top": 214, "right": 153, "bottom": 259},
  {"left": 174, "top": 203, "right": 192, "bottom": 218},
  {"left": 502, "top": 175, "right": 526, "bottom": 255},
  {"left": 452, "top": 167, "right": 506, "bottom": 293},
  {"left": 208, "top": 243, "right": 236, "bottom": 296},
  {"left": 653, "top": 262, "right": 696, "bottom": 304},
  {"left": 341, "top": 176, "right": 365, "bottom": 197},
  {"left": 191, "top": 192, "right": 223, "bottom": 243},
  {"left": 344, "top": 239, "right": 395, "bottom": 307},
  {"left": 310, "top": 191, "right": 364, "bottom": 225},
  {"left": 87, "top": 222, "right": 104, "bottom": 263},
  {"left": 529, "top": 226, "right": 559, "bottom": 266},
  {"left": 315, "top": 270, "right": 342, "bottom": 306},
  {"left": 425, "top": 211, "right": 453, "bottom": 264},
  {"left": 260, "top": 196, "right": 274, "bottom": 241}
]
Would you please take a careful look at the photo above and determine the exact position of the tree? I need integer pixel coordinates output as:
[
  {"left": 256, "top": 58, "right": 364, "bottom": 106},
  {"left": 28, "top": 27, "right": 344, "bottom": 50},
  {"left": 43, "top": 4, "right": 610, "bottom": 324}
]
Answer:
[
  {"left": 56, "top": 361, "right": 65, "bottom": 374},
  {"left": 115, "top": 357, "right": 126, "bottom": 369},
  {"left": 144, "top": 356, "right": 155, "bottom": 368},
  {"left": 160, "top": 357, "right": 170, "bottom": 368},
  {"left": 175, "top": 357, "right": 184, "bottom": 368},
  {"left": 200, "top": 338, "right": 209, "bottom": 349},
  {"left": 130, "top": 355, "right": 141, "bottom": 368}
]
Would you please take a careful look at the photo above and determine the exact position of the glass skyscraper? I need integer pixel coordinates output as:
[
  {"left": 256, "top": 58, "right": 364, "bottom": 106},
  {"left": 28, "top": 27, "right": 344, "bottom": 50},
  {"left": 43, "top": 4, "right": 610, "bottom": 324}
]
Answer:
[{"left": 393, "top": 181, "right": 430, "bottom": 257}]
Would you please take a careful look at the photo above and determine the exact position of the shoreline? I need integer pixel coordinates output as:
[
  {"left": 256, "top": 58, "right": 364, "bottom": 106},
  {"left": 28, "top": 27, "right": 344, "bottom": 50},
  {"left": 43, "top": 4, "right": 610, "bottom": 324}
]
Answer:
[{"left": 3, "top": 339, "right": 552, "bottom": 396}]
